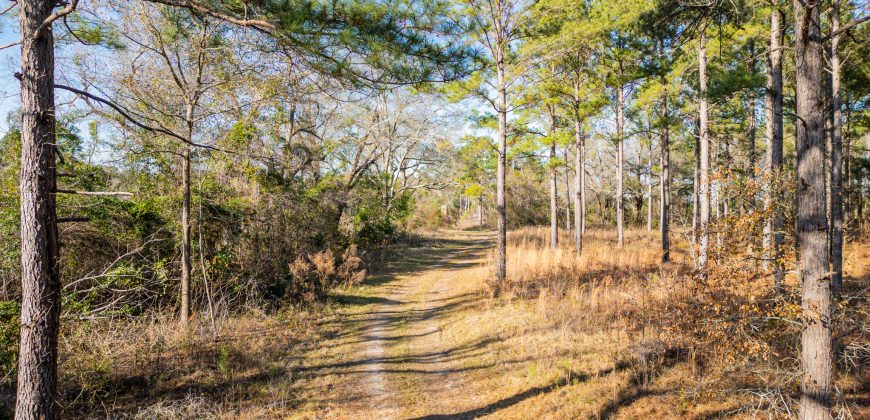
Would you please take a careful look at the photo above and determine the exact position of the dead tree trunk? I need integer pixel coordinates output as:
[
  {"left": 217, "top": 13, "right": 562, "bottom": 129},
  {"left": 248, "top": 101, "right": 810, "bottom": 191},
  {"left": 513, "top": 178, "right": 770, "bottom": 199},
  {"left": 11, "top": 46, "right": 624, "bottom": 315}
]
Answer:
[
  {"left": 794, "top": 0, "right": 833, "bottom": 416},
  {"left": 763, "top": 9, "right": 785, "bottom": 285},
  {"left": 16, "top": 1, "right": 62, "bottom": 418},
  {"left": 698, "top": 32, "right": 711, "bottom": 277}
]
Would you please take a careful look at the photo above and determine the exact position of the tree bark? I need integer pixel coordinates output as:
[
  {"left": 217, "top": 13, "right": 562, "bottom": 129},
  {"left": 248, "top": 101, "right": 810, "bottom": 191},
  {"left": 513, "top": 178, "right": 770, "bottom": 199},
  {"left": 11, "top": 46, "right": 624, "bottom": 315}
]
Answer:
[
  {"left": 793, "top": 0, "right": 833, "bottom": 417},
  {"left": 478, "top": 196, "right": 484, "bottom": 227},
  {"left": 763, "top": 9, "right": 785, "bottom": 285},
  {"left": 698, "top": 32, "right": 711, "bottom": 277},
  {"left": 565, "top": 147, "right": 571, "bottom": 231},
  {"left": 747, "top": 40, "right": 757, "bottom": 211},
  {"left": 829, "top": 0, "right": 844, "bottom": 296},
  {"left": 581, "top": 126, "right": 587, "bottom": 235},
  {"left": 843, "top": 105, "right": 851, "bottom": 227},
  {"left": 180, "top": 103, "right": 195, "bottom": 326},
  {"left": 180, "top": 145, "right": 192, "bottom": 326},
  {"left": 495, "top": 48, "right": 507, "bottom": 288},
  {"left": 660, "top": 72, "right": 670, "bottom": 262},
  {"left": 574, "top": 114, "right": 584, "bottom": 254},
  {"left": 693, "top": 119, "right": 700, "bottom": 245},
  {"left": 17, "top": 2, "right": 62, "bottom": 418},
  {"left": 616, "top": 83, "right": 625, "bottom": 248},
  {"left": 646, "top": 139, "right": 653, "bottom": 231},
  {"left": 549, "top": 106, "right": 558, "bottom": 249}
]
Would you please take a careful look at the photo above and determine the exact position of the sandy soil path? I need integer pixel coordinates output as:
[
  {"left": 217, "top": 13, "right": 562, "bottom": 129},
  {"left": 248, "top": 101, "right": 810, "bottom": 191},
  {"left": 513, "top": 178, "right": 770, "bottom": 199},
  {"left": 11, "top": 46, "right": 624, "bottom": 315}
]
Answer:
[{"left": 292, "top": 231, "right": 493, "bottom": 419}]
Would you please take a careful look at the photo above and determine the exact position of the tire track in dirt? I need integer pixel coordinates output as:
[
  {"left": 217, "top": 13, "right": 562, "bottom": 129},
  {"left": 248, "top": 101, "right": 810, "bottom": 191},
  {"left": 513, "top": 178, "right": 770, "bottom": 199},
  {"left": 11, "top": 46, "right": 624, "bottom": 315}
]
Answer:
[
  {"left": 296, "top": 232, "right": 492, "bottom": 418},
  {"left": 368, "top": 236, "right": 491, "bottom": 417}
]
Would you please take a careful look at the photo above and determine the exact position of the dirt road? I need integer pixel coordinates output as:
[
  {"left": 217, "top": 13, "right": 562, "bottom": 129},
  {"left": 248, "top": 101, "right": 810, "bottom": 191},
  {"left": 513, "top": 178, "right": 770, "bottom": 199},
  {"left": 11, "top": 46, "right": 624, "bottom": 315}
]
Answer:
[
  {"left": 289, "top": 230, "right": 658, "bottom": 419},
  {"left": 292, "top": 231, "right": 497, "bottom": 418}
]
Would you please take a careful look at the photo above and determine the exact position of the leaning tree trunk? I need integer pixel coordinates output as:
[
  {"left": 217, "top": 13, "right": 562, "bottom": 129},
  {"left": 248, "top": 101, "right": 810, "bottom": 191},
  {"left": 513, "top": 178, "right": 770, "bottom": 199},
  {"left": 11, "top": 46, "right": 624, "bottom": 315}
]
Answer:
[
  {"left": 763, "top": 9, "right": 785, "bottom": 285},
  {"left": 549, "top": 107, "right": 558, "bottom": 249},
  {"left": 16, "top": 1, "right": 62, "bottom": 418},
  {"left": 574, "top": 114, "right": 584, "bottom": 254},
  {"left": 660, "top": 73, "right": 671, "bottom": 262},
  {"left": 794, "top": 0, "right": 833, "bottom": 417},
  {"left": 698, "top": 32, "right": 711, "bottom": 277},
  {"left": 616, "top": 84, "right": 625, "bottom": 248},
  {"left": 495, "top": 54, "right": 508, "bottom": 288},
  {"left": 829, "top": 0, "right": 843, "bottom": 296}
]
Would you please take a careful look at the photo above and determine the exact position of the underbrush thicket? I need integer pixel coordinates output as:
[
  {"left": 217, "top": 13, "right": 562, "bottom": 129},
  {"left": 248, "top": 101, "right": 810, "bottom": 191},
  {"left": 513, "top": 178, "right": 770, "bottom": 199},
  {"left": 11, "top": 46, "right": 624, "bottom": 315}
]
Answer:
[
  {"left": 493, "top": 226, "right": 868, "bottom": 416},
  {"left": 0, "top": 123, "right": 415, "bottom": 411}
]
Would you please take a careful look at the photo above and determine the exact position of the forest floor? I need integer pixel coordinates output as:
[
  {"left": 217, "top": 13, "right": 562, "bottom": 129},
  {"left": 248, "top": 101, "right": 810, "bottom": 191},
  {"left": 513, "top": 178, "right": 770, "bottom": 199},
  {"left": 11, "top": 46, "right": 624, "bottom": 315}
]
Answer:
[
  {"left": 275, "top": 229, "right": 738, "bottom": 419},
  {"left": 59, "top": 228, "right": 868, "bottom": 419}
]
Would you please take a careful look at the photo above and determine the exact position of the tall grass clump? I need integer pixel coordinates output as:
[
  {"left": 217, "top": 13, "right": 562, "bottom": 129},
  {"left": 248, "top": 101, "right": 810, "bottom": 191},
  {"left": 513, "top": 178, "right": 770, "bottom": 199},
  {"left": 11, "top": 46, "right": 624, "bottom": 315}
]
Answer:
[{"left": 486, "top": 225, "right": 868, "bottom": 416}]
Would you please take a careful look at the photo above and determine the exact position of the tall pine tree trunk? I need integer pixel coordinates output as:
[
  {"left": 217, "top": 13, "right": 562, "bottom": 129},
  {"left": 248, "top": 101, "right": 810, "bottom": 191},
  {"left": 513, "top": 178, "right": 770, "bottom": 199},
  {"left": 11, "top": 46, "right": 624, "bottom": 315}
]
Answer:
[
  {"left": 647, "top": 140, "right": 653, "bottom": 231},
  {"left": 549, "top": 107, "right": 558, "bottom": 249},
  {"left": 574, "top": 119, "right": 584, "bottom": 254},
  {"left": 747, "top": 40, "right": 757, "bottom": 211},
  {"left": 179, "top": 103, "right": 195, "bottom": 326},
  {"left": 660, "top": 73, "right": 670, "bottom": 262},
  {"left": 794, "top": 0, "right": 832, "bottom": 416},
  {"left": 843, "top": 106, "right": 851, "bottom": 227},
  {"left": 565, "top": 148, "right": 571, "bottom": 231},
  {"left": 763, "top": 9, "right": 785, "bottom": 285},
  {"left": 693, "top": 119, "right": 700, "bottom": 245},
  {"left": 478, "top": 197, "right": 483, "bottom": 226},
  {"left": 180, "top": 145, "right": 192, "bottom": 326},
  {"left": 16, "top": 1, "right": 61, "bottom": 417},
  {"left": 616, "top": 84, "right": 625, "bottom": 248},
  {"left": 829, "top": 0, "right": 843, "bottom": 295},
  {"left": 698, "top": 32, "right": 711, "bottom": 277},
  {"left": 495, "top": 52, "right": 507, "bottom": 288},
  {"left": 581, "top": 128, "right": 587, "bottom": 235}
]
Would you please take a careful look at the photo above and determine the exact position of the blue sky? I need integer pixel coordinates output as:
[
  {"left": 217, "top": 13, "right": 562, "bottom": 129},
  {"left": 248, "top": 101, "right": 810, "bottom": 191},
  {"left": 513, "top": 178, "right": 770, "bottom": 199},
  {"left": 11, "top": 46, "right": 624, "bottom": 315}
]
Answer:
[{"left": 0, "top": 14, "right": 20, "bottom": 134}]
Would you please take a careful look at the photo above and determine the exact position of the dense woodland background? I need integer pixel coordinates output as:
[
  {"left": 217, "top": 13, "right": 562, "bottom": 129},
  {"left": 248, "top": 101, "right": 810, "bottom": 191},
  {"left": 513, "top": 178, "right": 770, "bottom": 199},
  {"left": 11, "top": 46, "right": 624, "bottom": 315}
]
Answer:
[{"left": 0, "top": 0, "right": 868, "bottom": 418}]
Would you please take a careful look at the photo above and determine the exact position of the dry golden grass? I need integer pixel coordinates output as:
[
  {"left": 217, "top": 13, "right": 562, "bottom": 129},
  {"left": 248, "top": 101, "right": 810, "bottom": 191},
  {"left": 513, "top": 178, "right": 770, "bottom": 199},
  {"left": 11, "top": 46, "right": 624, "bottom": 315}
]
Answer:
[
  {"left": 58, "top": 308, "right": 327, "bottom": 418},
  {"left": 54, "top": 226, "right": 868, "bottom": 418},
  {"left": 457, "top": 226, "right": 869, "bottom": 418}
]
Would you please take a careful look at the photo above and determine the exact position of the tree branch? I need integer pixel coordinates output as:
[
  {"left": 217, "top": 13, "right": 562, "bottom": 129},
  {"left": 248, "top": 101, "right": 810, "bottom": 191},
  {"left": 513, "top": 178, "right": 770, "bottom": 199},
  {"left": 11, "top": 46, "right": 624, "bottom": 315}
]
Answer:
[
  {"left": 0, "top": 2, "right": 16, "bottom": 17},
  {"left": 55, "top": 189, "right": 133, "bottom": 197},
  {"left": 58, "top": 216, "right": 90, "bottom": 223},
  {"left": 34, "top": 0, "right": 79, "bottom": 40},
  {"left": 0, "top": 40, "right": 20, "bottom": 51},
  {"left": 143, "top": 0, "right": 274, "bottom": 32},
  {"left": 38, "top": 77, "right": 219, "bottom": 152},
  {"left": 823, "top": 15, "right": 870, "bottom": 41}
]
